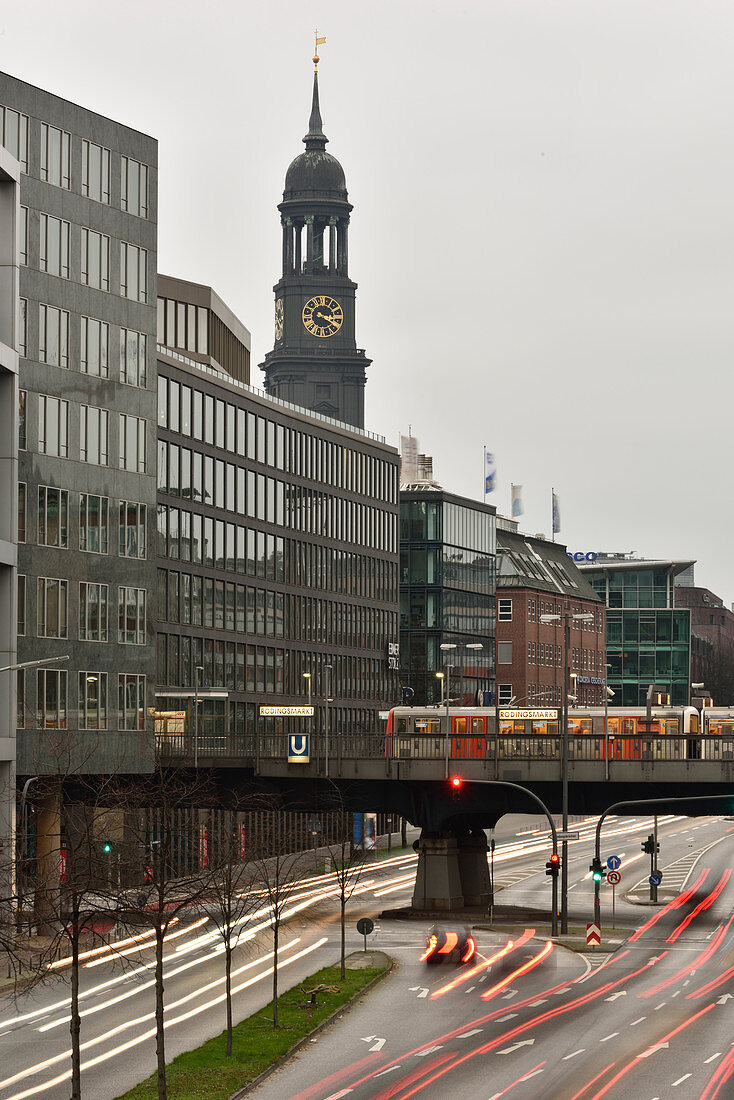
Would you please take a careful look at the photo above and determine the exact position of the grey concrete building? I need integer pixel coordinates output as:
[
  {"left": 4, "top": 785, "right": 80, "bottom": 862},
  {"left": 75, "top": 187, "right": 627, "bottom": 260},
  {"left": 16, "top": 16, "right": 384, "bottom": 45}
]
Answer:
[{"left": 0, "top": 72, "right": 159, "bottom": 779}]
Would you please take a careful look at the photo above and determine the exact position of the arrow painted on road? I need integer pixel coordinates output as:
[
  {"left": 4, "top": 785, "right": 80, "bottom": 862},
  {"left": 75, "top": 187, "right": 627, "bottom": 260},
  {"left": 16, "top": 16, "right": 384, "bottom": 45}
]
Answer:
[
  {"left": 360, "top": 1036, "right": 386, "bottom": 1052},
  {"left": 605, "top": 991, "right": 627, "bottom": 1002},
  {"left": 717, "top": 994, "right": 734, "bottom": 1004},
  {"left": 408, "top": 986, "right": 429, "bottom": 998},
  {"left": 638, "top": 1042, "right": 670, "bottom": 1059},
  {"left": 415, "top": 1045, "right": 444, "bottom": 1057},
  {"left": 497, "top": 1039, "right": 536, "bottom": 1055}
]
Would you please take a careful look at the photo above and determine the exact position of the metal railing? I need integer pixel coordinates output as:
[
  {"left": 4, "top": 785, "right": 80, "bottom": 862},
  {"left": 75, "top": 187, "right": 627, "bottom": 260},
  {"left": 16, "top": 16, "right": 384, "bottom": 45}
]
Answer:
[{"left": 156, "top": 733, "right": 734, "bottom": 766}]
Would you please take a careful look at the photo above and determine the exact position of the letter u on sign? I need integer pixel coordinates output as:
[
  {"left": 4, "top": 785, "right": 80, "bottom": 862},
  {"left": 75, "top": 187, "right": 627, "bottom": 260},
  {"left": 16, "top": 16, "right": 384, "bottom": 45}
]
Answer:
[{"left": 288, "top": 734, "right": 310, "bottom": 763}]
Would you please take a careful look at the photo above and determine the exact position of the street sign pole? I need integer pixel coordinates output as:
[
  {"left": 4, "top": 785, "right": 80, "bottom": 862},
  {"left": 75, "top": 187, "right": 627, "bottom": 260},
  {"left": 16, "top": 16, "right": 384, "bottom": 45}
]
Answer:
[{"left": 612, "top": 883, "right": 616, "bottom": 928}]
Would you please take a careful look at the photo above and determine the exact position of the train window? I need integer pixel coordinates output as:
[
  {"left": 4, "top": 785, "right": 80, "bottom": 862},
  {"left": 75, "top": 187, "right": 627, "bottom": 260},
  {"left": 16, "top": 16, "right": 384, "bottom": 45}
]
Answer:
[
  {"left": 607, "top": 718, "right": 619, "bottom": 735},
  {"left": 499, "top": 721, "right": 512, "bottom": 736},
  {"left": 623, "top": 718, "right": 635, "bottom": 736},
  {"left": 396, "top": 717, "right": 407, "bottom": 733},
  {"left": 471, "top": 717, "right": 485, "bottom": 733},
  {"left": 690, "top": 714, "right": 699, "bottom": 734},
  {"left": 454, "top": 717, "right": 467, "bottom": 734}
]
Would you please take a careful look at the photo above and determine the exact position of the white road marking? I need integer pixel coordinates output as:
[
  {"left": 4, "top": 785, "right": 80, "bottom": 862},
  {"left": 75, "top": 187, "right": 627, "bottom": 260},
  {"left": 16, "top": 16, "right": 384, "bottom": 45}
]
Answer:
[
  {"left": 408, "top": 986, "right": 429, "bottom": 998},
  {"left": 415, "top": 1045, "right": 443, "bottom": 1057},
  {"left": 630, "top": 1017, "right": 647, "bottom": 1026},
  {"left": 639, "top": 1043, "right": 670, "bottom": 1058},
  {"left": 704, "top": 1053, "right": 722, "bottom": 1064},
  {"left": 465, "top": 986, "right": 476, "bottom": 994},
  {"left": 373, "top": 1067, "right": 400, "bottom": 1079},
  {"left": 360, "top": 1036, "right": 386, "bottom": 1052},
  {"left": 497, "top": 1039, "right": 536, "bottom": 1055},
  {"left": 502, "top": 990, "right": 518, "bottom": 999},
  {"left": 457, "top": 1029, "right": 483, "bottom": 1038},
  {"left": 563, "top": 1049, "right": 585, "bottom": 1060},
  {"left": 605, "top": 991, "right": 627, "bottom": 1002},
  {"left": 600, "top": 1033, "right": 619, "bottom": 1042},
  {"left": 655, "top": 1002, "right": 667, "bottom": 1011},
  {"left": 520, "top": 1068, "right": 545, "bottom": 1083},
  {"left": 496, "top": 1014, "right": 518, "bottom": 1022},
  {"left": 672, "top": 1075, "right": 692, "bottom": 1086},
  {"left": 324, "top": 1091, "right": 353, "bottom": 1099},
  {"left": 528, "top": 999, "right": 547, "bottom": 1006}
]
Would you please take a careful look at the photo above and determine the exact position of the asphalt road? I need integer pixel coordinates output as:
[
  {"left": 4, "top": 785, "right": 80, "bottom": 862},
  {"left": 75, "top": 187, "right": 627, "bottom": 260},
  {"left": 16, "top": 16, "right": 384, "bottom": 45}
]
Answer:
[
  {"left": 249, "top": 816, "right": 734, "bottom": 1100},
  {"left": 0, "top": 813, "right": 730, "bottom": 1099}
]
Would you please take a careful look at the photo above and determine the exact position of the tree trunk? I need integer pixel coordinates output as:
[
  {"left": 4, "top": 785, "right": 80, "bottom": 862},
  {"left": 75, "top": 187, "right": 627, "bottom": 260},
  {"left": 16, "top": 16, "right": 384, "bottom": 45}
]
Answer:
[
  {"left": 225, "top": 938, "right": 233, "bottom": 1056},
  {"left": 340, "top": 897, "right": 346, "bottom": 981},
  {"left": 272, "top": 918, "right": 279, "bottom": 1028},
  {"left": 155, "top": 924, "right": 167, "bottom": 1100},
  {"left": 70, "top": 919, "right": 81, "bottom": 1100}
]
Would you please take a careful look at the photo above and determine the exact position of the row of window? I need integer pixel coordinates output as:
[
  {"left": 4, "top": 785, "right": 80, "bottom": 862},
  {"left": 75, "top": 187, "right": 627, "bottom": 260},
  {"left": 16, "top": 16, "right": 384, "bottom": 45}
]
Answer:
[
  {"left": 156, "top": 504, "right": 397, "bottom": 602},
  {"left": 523, "top": 598, "right": 604, "bottom": 632},
  {"left": 17, "top": 669, "right": 145, "bottom": 731},
  {"left": 156, "top": 567, "right": 396, "bottom": 651},
  {"left": 20, "top": 209, "right": 148, "bottom": 301},
  {"left": 496, "top": 642, "right": 605, "bottom": 671},
  {"left": 18, "top": 487, "right": 146, "bottom": 558},
  {"left": 30, "top": 393, "right": 147, "bottom": 470},
  {"left": 0, "top": 106, "right": 149, "bottom": 215},
  {"left": 157, "top": 439, "right": 395, "bottom": 552},
  {"left": 158, "top": 374, "right": 398, "bottom": 503},
  {"left": 17, "top": 577, "right": 146, "bottom": 644},
  {"left": 157, "top": 634, "right": 395, "bottom": 701},
  {"left": 19, "top": 303, "right": 147, "bottom": 385}
]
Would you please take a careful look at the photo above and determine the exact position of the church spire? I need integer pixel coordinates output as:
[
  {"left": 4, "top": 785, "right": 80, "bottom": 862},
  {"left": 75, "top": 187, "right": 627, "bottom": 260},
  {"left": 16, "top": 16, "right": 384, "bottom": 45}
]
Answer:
[{"left": 304, "top": 32, "right": 328, "bottom": 150}]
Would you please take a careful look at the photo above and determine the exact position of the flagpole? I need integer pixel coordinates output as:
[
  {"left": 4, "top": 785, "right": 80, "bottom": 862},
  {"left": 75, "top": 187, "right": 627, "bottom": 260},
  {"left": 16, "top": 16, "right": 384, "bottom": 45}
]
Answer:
[{"left": 483, "top": 446, "right": 486, "bottom": 501}]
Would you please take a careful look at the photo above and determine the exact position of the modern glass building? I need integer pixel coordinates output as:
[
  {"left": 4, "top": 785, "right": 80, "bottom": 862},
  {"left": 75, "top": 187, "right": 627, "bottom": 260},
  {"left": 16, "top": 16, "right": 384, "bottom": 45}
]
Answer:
[
  {"left": 399, "top": 489, "right": 495, "bottom": 706},
  {"left": 580, "top": 556, "right": 692, "bottom": 706}
]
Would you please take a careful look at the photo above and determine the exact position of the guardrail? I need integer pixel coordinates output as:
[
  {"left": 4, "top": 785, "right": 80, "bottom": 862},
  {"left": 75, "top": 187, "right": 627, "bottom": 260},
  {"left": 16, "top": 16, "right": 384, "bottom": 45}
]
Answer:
[{"left": 156, "top": 733, "right": 734, "bottom": 766}]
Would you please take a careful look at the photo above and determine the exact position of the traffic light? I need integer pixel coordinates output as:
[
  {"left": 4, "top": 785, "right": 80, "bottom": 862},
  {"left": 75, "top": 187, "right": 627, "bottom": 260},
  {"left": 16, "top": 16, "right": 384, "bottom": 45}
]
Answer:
[
  {"left": 101, "top": 841, "right": 113, "bottom": 854},
  {"left": 641, "top": 834, "right": 659, "bottom": 855},
  {"left": 590, "top": 857, "right": 605, "bottom": 883},
  {"left": 450, "top": 776, "right": 463, "bottom": 801},
  {"left": 546, "top": 852, "right": 560, "bottom": 877},
  {"left": 401, "top": 686, "right": 415, "bottom": 706}
]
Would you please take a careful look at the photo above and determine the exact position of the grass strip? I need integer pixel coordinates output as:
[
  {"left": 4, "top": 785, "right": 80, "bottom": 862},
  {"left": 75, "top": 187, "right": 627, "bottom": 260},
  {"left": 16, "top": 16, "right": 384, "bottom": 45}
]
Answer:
[{"left": 116, "top": 962, "right": 388, "bottom": 1100}]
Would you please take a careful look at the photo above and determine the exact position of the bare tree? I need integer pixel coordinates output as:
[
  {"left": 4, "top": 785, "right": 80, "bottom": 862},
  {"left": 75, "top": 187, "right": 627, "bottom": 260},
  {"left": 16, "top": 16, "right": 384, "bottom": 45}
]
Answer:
[
  {"left": 250, "top": 815, "right": 304, "bottom": 1029},
  {"left": 322, "top": 797, "right": 366, "bottom": 980},
  {"left": 203, "top": 807, "right": 260, "bottom": 1056}
]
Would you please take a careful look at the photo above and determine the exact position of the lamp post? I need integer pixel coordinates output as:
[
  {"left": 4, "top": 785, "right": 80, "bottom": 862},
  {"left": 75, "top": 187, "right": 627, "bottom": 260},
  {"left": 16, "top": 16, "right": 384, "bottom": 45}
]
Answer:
[
  {"left": 435, "top": 671, "right": 445, "bottom": 708},
  {"left": 439, "top": 642, "right": 484, "bottom": 778},
  {"left": 604, "top": 671, "right": 614, "bottom": 783},
  {"left": 303, "top": 672, "right": 312, "bottom": 753},
  {"left": 540, "top": 609, "right": 594, "bottom": 934},
  {"left": 324, "top": 664, "right": 333, "bottom": 777}
]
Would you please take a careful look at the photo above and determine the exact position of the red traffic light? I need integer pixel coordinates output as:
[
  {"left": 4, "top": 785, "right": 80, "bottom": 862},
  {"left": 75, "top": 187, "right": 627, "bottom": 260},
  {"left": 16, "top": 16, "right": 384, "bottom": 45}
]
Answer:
[
  {"left": 549, "top": 852, "right": 560, "bottom": 865},
  {"left": 451, "top": 776, "right": 462, "bottom": 788}
]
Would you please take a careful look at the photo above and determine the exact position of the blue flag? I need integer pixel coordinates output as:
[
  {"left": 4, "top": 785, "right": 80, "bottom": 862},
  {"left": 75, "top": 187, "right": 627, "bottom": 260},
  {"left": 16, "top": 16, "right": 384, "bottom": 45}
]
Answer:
[
  {"left": 485, "top": 451, "right": 496, "bottom": 495},
  {"left": 511, "top": 484, "right": 524, "bottom": 517},
  {"left": 552, "top": 491, "right": 561, "bottom": 535}
]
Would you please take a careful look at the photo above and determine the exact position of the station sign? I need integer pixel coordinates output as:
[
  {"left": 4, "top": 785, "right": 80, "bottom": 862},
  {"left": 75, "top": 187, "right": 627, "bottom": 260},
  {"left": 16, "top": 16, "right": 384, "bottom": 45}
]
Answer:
[
  {"left": 259, "top": 705, "right": 314, "bottom": 717},
  {"left": 288, "top": 734, "right": 310, "bottom": 763},
  {"left": 499, "top": 708, "right": 559, "bottom": 721}
]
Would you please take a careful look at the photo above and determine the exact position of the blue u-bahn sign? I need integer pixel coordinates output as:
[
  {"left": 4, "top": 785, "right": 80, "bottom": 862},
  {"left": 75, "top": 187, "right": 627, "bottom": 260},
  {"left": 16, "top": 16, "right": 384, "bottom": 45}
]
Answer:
[{"left": 287, "top": 734, "right": 310, "bottom": 763}]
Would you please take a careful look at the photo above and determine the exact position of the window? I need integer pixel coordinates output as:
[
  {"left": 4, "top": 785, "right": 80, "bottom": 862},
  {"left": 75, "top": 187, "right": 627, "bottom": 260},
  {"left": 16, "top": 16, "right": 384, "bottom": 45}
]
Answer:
[
  {"left": 0, "top": 105, "right": 28, "bottom": 171},
  {"left": 79, "top": 582, "right": 108, "bottom": 641},
  {"left": 80, "top": 405, "right": 109, "bottom": 465},
  {"left": 81, "top": 227, "right": 110, "bottom": 291},
  {"left": 497, "top": 641, "right": 513, "bottom": 664},
  {"left": 81, "top": 140, "right": 110, "bottom": 203},
  {"left": 79, "top": 672, "right": 108, "bottom": 729},
  {"left": 18, "top": 482, "right": 25, "bottom": 542},
  {"left": 498, "top": 684, "right": 513, "bottom": 705},
  {"left": 121, "top": 156, "right": 149, "bottom": 218},
  {"left": 119, "top": 501, "right": 146, "bottom": 558},
  {"left": 80, "top": 316, "right": 109, "bottom": 376},
  {"left": 18, "top": 390, "right": 26, "bottom": 450},
  {"left": 120, "top": 242, "right": 147, "bottom": 302},
  {"left": 118, "top": 586, "right": 146, "bottom": 644},
  {"left": 19, "top": 207, "right": 27, "bottom": 265},
  {"left": 120, "top": 328, "right": 147, "bottom": 387},
  {"left": 119, "top": 673, "right": 145, "bottom": 730},
  {"left": 38, "top": 304, "right": 69, "bottom": 368},
  {"left": 498, "top": 598, "right": 513, "bottom": 622},
  {"left": 40, "top": 123, "right": 71, "bottom": 188},
  {"left": 38, "top": 395, "right": 69, "bottom": 457},
  {"left": 37, "top": 577, "right": 68, "bottom": 638},
  {"left": 79, "top": 493, "right": 109, "bottom": 553},
  {"left": 119, "top": 414, "right": 146, "bottom": 472},
  {"left": 19, "top": 298, "right": 27, "bottom": 356},
  {"left": 17, "top": 575, "right": 25, "bottom": 636},
  {"left": 38, "top": 486, "right": 68, "bottom": 548},
  {"left": 37, "top": 668, "right": 67, "bottom": 729},
  {"left": 40, "top": 214, "right": 70, "bottom": 278}
]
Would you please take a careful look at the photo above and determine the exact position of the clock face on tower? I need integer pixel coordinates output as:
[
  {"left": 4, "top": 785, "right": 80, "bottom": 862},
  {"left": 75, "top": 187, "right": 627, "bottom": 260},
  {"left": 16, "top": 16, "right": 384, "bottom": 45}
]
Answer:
[
  {"left": 302, "top": 295, "right": 343, "bottom": 338},
  {"left": 274, "top": 298, "right": 284, "bottom": 341}
]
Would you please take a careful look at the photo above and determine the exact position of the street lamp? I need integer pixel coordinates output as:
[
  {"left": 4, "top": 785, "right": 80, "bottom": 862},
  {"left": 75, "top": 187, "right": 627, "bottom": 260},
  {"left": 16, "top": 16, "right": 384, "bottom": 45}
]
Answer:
[
  {"left": 303, "top": 671, "right": 312, "bottom": 742},
  {"left": 194, "top": 665, "right": 204, "bottom": 767},
  {"left": 324, "top": 664, "right": 333, "bottom": 777},
  {"left": 539, "top": 609, "right": 594, "bottom": 934},
  {"left": 435, "top": 671, "right": 445, "bottom": 708}
]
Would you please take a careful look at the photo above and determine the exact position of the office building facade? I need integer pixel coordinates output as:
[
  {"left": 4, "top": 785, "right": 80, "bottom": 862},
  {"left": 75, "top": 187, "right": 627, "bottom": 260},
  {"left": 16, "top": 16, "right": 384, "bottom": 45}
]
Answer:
[
  {"left": 399, "top": 488, "right": 496, "bottom": 706},
  {"left": 0, "top": 71, "right": 159, "bottom": 776}
]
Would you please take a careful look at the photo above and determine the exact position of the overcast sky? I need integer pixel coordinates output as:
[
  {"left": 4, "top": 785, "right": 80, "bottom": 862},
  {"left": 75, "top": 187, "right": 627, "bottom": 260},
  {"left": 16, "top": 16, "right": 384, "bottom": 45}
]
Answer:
[{"left": 5, "top": 1, "right": 734, "bottom": 599}]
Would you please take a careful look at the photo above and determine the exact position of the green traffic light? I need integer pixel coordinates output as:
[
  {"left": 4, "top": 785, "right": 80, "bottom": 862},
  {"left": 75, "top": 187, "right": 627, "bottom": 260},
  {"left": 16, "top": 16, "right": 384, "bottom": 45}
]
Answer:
[{"left": 102, "top": 842, "right": 112, "bottom": 853}]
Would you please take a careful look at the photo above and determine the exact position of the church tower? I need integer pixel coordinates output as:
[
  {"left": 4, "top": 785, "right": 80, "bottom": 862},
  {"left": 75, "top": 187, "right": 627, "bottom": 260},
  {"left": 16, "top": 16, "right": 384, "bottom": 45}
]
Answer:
[{"left": 260, "top": 50, "right": 369, "bottom": 429}]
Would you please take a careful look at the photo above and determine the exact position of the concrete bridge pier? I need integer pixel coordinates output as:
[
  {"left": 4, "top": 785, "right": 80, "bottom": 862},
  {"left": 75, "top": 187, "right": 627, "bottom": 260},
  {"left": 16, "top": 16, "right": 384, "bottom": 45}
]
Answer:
[{"left": 412, "top": 830, "right": 489, "bottom": 910}]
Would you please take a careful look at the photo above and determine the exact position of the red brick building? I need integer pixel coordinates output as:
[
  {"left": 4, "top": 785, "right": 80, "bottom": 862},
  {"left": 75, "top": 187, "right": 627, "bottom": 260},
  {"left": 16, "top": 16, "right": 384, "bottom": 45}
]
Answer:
[
  {"left": 673, "top": 580, "right": 734, "bottom": 702},
  {"left": 495, "top": 526, "right": 606, "bottom": 707}
]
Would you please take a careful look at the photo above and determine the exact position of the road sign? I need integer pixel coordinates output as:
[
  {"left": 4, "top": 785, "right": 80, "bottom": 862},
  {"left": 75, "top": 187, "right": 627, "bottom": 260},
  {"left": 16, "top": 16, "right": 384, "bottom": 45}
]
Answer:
[
  {"left": 287, "top": 734, "right": 310, "bottom": 763},
  {"left": 586, "top": 923, "right": 601, "bottom": 947},
  {"left": 649, "top": 871, "right": 663, "bottom": 887},
  {"left": 549, "top": 831, "right": 580, "bottom": 841},
  {"left": 260, "top": 705, "right": 314, "bottom": 717},
  {"left": 607, "top": 855, "right": 621, "bottom": 871},
  {"left": 607, "top": 870, "right": 621, "bottom": 886},
  {"left": 357, "top": 917, "right": 374, "bottom": 936}
]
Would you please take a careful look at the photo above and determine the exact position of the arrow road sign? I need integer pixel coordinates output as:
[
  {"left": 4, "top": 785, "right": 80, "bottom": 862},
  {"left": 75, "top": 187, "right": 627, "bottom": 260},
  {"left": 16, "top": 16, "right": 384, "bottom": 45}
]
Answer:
[
  {"left": 586, "top": 922, "right": 601, "bottom": 946},
  {"left": 649, "top": 871, "right": 663, "bottom": 887},
  {"left": 607, "top": 855, "right": 621, "bottom": 871},
  {"left": 607, "top": 870, "right": 621, "bottom": 886}
]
